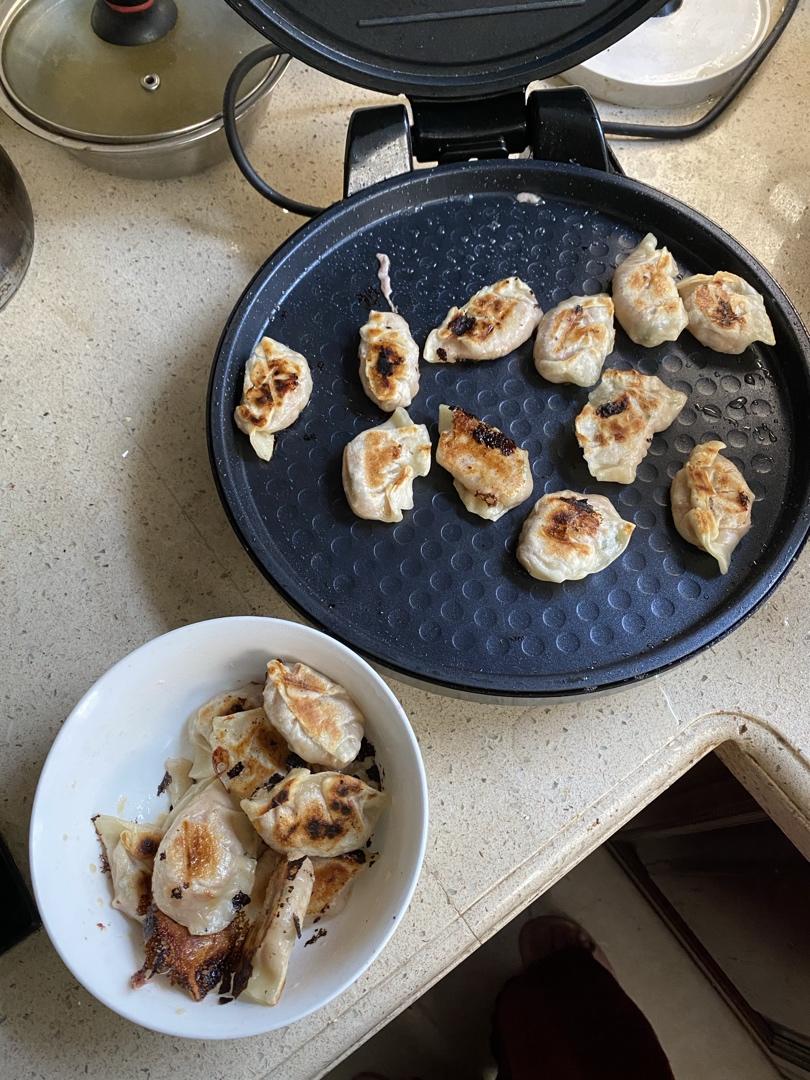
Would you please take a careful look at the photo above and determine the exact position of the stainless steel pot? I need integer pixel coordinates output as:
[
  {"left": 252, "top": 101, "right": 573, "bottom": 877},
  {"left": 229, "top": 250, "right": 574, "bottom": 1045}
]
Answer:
[
  {"left": 0, "top": 142, "right": 32, "bottom": 307},
  {"left": 0, "top": 0, "right": 288, "bottom": 179}
]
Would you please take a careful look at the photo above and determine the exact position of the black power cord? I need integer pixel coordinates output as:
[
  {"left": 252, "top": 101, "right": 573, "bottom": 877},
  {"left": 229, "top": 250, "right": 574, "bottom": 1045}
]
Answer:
[
  {"left": 223, "top": 44, "right": 327, "bottom": 217},
  {"left": 601, "top": 0, "right": 799, "bottom": 139}
]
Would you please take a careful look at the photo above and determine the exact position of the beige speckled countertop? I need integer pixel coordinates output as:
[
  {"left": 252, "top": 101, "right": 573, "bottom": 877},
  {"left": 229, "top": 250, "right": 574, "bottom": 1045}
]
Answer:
[{"left": 2, "top": 5, "right": 809, "bottom": 1078}]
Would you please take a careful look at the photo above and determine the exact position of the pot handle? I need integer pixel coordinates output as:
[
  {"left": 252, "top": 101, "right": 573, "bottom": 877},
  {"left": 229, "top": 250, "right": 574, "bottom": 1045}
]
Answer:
[
  {"left": 223, "top": 46, "right": 326, "bottom": 218},
  {"left": 91, "top": 0, "right": 177, "bottom": 46}
]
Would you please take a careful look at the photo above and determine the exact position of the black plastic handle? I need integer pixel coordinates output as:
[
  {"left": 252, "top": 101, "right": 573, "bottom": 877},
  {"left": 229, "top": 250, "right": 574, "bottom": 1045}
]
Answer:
[
  {"left": 223, "top": 45, "right": 326, "bottom": 218},
  {"left": 91, "top": 0, "right": 177, "bottom": 46}
]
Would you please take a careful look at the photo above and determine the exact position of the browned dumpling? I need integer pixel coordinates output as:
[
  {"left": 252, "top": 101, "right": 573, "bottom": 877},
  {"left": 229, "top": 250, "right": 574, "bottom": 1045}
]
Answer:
[
  {"left": 131, "top": 903, "right": 249, "bottom": 1002},
  {"left": 436, "top": 404, "right": 533, "bottom": 520},
  {"left": 359, "top": 310, "right": 420, "bottom": 411},
  {"left": 575, "top": 369, "right": 687, "bottom": 484},
  {"left": 424, "top": 277, "right": 541, "bottom": 363},
  {"left": 234, "top": 337, "right": 313, "bottom": 461},
  {"left": 670, "top": 441, "right": 754, "bottom": 573},
  {"left": 342, "top": 408, "right": 432, "bottom": 524},
  {"left": 152, "top": 780, "right": 261, "bottom": 935},
  {"left": 612, "top": 233, "right": 688, "bottom": 347},
  {"left": 533, "top": 294, "right": 615, "bottom": 387},
  {"left": 188, "top": 684, "right": 264, "bottom": 781},
  {"left": 241, "top": 768, "right": 385, "bottom": 859},
  {"left": 677, "top": 272, "right": 775, "bottom": 354},
  {"left": 307, "top": 851, "right": 369, "bottom": 922},
  {"left": 517, "top": 491, "right": 635, "bottom": 583},
  {"left": 210, "top": 707, "right": 290, "bottom": 800},
  {"left": 263, "top": 659, "right": 365, "bottom": 769},
  {"left": 93, "top": 816, "right": 163, "bottom": 922},
  {"left": 230, "top": 853, "right": 314, "bottom": 1006}
]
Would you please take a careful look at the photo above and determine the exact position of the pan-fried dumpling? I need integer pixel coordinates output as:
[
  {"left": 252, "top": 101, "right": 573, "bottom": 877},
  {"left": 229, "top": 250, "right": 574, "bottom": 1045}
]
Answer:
[
  {"left": 612, "top": 233, "right": 688, "bottom": 347},
  {"left": 188, "top": 684, "right": 263, "bottom": 781},
  {"left": 241, "top": 768, "right": 385, "bottom": 859},
  {"left": 533, "top": 294, "right": 615, "bottom": 387},
  {"left": 234, "top": 336, "right": 313, "bottom": 461},
  {"left": 671, "top": 441, "right": 754, "bottom": 573},
  {"left": 436, "top": 404, "right": 533, "bottom": 521},
  {"left": 157, "top": 758, "right": 193, "bottom": 810},
  {"left": 306, "top": 851, "right": 368, "bottom": 923},
  {"left": 211, "top": 708, "right": 290, "bottom": 800},
  {"left": 263, "top": 659, "right": 364, "bottom": 769},
  {"left": 677, "top": 272, "right": 776, "bottom": 354},
  {"left": 342, "top": 408, "right": 432, "bottom": 523},
  {"left": 359, "top": 311, "right": 420, "bottom": 411},
  {"left": 231, "top": 854, "right": 314, "bottom": 1006},
  {"left": 93, "top": 815, "right": 163, "bottom": 921},
  {"left": 131, "top": 903, "right": 248, "bottom": 1001},
  {"left": 575, "top": 368, "right": 687, "bottom": 484},
  {"left": 517, "top": 491, "right": 635, "bottom": 583},
  {"left": 152, "top": 780, "right": 260, "bottom": 935},
  {"left": 424, "top": 277, "right": 541, "bottom": 363}
]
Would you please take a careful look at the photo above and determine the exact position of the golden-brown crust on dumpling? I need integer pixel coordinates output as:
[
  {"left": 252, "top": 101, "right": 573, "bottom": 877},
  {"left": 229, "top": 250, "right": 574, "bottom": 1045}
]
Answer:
[
  {"left": 211, "top": 708, "right": 289, "bottom": 801},
  {"left": 234, "top": 337, "right": 313, "bottom": 460},
  {"left": 307, "top": 850, "right": 367, "bottom": 919},
  {"left": 670, "top": 440, "right": 754, "bottom": 573},
  {"left": 359, "top": 311, "right": 420, "bottom": 411},
  {"left": 516, "top": 491, "right": 635, "bottom": 583},
  {"left": 241, "top": 768, "right": 384, "bottom": 859},
  {"left": 436, "top": 405, "right": 533, "bottom": 520},
  {"left": 677, "top": 272, "right": 776, "bottom": 354},
  {"left": 575, "top": 369, "right": 687, "bottom": 484},
  {"left": 425, "top": 277, "right": 541, "bottom": 363},
  {"left": 342, "top": 409, "right": 432, "bottom": 524},
  {"left": 131, "top": 904, "right": 248, "bottom": 1002},
  {"left": 265, "top": 660, "right": 364, "bottom": 768},
  {"left": 541, "top": 495, "right": 603, "bottom": 557}
]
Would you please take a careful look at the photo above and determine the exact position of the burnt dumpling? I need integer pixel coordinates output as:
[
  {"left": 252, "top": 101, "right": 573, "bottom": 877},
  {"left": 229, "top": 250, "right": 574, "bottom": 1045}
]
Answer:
[
  {"left": 575, "top": 368, "right": 687, "bottom": 484},
  {"left": 517, "top": 491, "right": 635, "bottom": 583},
  {"left": 241, "top": 768, "right": 385, "bottom": 859},
  {"left": 234, "top": 336, "right": 313, "bottom": 461},
  {"left": 612, "top": 233, "right": 688, "bottom": 347},
  {"left": 359, "top": 310, "right": 420, "bottom": 411},
  {"left": 342, "top": 408, "right": 432, "bottom": 523},
  {"left": 436, "top": 404, "right": 533, "bottom": 521},
  {"left": 424, "top": 277, "right": 541, "bottom": 363},
  {"left": 670, "top": 440, "right": 754, "bottom": 573},
  {"left": 677, "top": 272, "right": 775, "bottom": 354},
  {"left": 263, "top": 658, "right": 364, "bottom": 770},
  {"left": 533, "top": 294, "right": 615, "bottom": 387}
]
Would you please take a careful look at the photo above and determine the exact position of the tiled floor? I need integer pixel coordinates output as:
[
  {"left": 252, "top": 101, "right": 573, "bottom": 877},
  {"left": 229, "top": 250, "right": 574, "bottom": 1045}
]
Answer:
[{"left": 327, "top": 848, "right": 778, "bottom": 1080}]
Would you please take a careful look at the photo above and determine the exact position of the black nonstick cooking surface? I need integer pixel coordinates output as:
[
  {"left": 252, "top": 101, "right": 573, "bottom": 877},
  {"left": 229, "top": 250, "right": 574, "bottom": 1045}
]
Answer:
[{"left": 208, "top": 160, "right": 810, "bottom": 698}]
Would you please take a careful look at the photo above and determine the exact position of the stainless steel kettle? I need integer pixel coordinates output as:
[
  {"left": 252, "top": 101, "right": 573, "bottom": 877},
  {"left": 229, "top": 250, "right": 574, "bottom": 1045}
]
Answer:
[{"left": 0, "top": 143, "right": 33, "bottom": 309}]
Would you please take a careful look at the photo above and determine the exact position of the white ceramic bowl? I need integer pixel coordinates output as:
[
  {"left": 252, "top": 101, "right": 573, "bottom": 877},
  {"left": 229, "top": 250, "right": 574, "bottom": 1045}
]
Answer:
[{"left": 29, "top": 617, "right": 427, "bottom": 1038}]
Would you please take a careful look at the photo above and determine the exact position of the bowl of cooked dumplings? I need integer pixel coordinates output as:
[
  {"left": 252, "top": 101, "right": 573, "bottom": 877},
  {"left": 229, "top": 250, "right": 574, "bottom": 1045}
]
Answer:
[{"left": 29, "top": 616, "right": 427, "bottom": 1038}]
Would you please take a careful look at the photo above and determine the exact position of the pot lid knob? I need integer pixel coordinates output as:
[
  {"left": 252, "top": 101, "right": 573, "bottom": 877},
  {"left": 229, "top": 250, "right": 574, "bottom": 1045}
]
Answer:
[{"left": 91, "top": 0, "right": 177, "bottom": 47}]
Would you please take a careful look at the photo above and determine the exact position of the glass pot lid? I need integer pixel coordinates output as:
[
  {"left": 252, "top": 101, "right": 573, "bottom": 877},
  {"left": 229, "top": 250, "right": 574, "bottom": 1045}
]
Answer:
[{"left": 0, "top": 0, "right": 274, "bottom": 143}]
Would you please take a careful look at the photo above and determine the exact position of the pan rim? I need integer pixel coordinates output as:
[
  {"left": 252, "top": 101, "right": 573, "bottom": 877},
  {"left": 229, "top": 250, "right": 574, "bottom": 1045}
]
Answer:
[{"left": 207, "top": 158, "right": 810, "bottom": 699}]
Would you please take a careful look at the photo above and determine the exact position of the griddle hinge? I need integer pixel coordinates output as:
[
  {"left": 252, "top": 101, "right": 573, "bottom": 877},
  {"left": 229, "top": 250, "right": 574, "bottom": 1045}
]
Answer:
[
  {"left": 412, "top": 87, "right": 614, "bottom": 172},
  {"left": 410, "top": 91, "right": 528, "bottom": 164}
]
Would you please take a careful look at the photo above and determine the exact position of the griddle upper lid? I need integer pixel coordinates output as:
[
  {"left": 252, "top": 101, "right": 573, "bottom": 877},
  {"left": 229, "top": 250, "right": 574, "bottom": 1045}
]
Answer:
[{"left": 226, "top": 0, "right": 668, "bottom": 99}]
